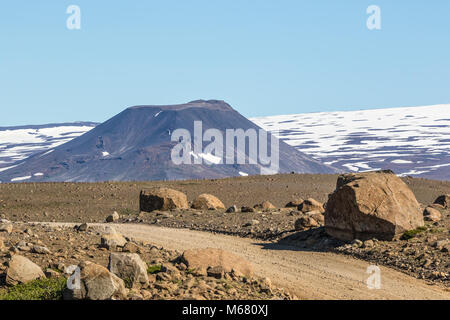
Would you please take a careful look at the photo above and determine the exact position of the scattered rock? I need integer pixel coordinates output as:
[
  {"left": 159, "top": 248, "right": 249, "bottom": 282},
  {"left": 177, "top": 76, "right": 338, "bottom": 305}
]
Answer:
[
  {"left": 64, "top": 261, "right": 127, "bottom": 300},
  {"left": 226, "top": 205, "right": 238, "bottom": 213},
  {"left": 0, "top": 220, "right": 13, "bottom": 234},
  {"left": 75, "top": 223, "right": 88, "bottom": 232},
  {"left": 0, "top": 237, "right": 4, "bottom": 250},
  {"left": 325, "top": 170, "right": 424, "bottom": 241},
  {"left": 294, "top": 216, "right": 319, "bottom": 231},
  {"left": 181, "top": 248, "right": 253, "bottom": 277},
  {"left": 139, "top": 188, "right": 188, "bottom": 212},
  {"left": 433, "top": 194, "right": 450, "bottom": 209},
  {"left": 241, "top": 206, "right": 254, "bottom": 213},
  {"left": 106, "top": 212, "right": 120, "bottom": 223},
  {"left": 31, "top": 245, "right": 51, "bottom": 254},
  {"left": 108, "top": 253, "right": 149, "bottom": 288},
  {"left": 45, "top": 268, "right": 60, "bottom": 278},
  {"left": 253, "top": 201, "right": 275, "bottom": 211},
  {"left": 122, "top": 242, "right": 141, "bottom": 253},
  {"left": 100, "top": 229, "right": 127, "bottom": 250},
  {"left": 423, "top": 207, "right": 442, "bottom": 222},
  {"left": 207, "top": 266, "right": 224, "bottom": 279},
  {"left": 6, "top": 255, "right": 45, "bottom": 285},
  {"left": 298, "top": 198, "right": 325, "bottom": 214},
  {"left": 191, "top": 194, "right": 225, "bottom": 210},
  {"left": 285, "top": 198, "right": 304, "bottom": 208}
]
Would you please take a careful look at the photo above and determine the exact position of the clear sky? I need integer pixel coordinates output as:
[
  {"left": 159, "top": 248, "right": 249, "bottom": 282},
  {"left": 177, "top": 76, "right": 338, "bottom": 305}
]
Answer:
[{"left": 1, "top": 1, "right": 449, "bottom": 125}]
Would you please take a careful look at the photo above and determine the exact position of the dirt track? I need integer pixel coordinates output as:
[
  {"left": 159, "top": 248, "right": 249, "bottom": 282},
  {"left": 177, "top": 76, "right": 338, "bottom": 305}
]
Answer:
[{"left": 40, "top": 222, "right": 450, "bottom": 300}]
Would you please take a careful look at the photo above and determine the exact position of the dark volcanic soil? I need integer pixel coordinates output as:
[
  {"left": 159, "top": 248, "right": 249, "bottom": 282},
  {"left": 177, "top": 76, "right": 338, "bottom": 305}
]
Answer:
[{"left": 0, "top": 174, "right": 449, "bottom": 223}]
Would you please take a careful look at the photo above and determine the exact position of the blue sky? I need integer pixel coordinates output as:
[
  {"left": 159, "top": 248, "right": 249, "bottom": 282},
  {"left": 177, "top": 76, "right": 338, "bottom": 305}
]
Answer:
[{"left": 0, "top": 1, "right": 449, "bottom": 125}]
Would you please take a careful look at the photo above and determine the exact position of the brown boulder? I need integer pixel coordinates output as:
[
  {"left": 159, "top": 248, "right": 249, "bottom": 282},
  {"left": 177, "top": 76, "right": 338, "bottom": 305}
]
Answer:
[
  {"left": 6, "top": 255, "right": 45, "bottom": 285},
  {"left": 324, "top": 170, "right": 424, "bottom": 241},
  {"left": 298, "top": 198, "right": 325, "bottom": 213},
  {"left": 108, "top": 253, "right": 149, "bottom": 288},
  {"left": 423, "top": 207, "right": 442, "bottom": 222},
  {"left": 191, "top": 194, "right": 225, "bottom": 210},
  {"left": 181, "top": 248, "right": 253, "bottom": 277},
  {"left": 140, "top": 188, "right": 188, "bottom": 212},
  {"left": 433, "top": 194, "right": 450, "bottom": 209},
  {"left": 64, "top": 261, "right": 127, "bottom": 300}
]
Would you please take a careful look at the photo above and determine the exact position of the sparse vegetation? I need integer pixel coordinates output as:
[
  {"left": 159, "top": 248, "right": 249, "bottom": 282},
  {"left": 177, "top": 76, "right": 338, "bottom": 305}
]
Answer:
[
  {"left": 147, "top": 264, "right": 162, "bottom": 274},
  {"left": 401, "top": 226, "right": 427, "bottom": 240},
  {"left": 0, "top": 277, "right": 67, "bottom": 300}
]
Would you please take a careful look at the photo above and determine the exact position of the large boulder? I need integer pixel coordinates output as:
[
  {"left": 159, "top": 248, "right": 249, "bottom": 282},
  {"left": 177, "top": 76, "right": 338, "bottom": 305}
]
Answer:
[
  {"left": 64, "top": 261, "right": 127, "bottom": 300},
  {"left": 181, "top": 248, "right": 253, "bottom": 277},
  {"left": 6, "top": 255, "right": 45, "bottom": 285},
  {"left": 108, "top": 253, "right": 149, "bottom": 288},
  {"left": 191, "top": 194, "right": 225, "bottom": 210},
  {"left": 298, "top": 198, "right": 325, "bottom": 213},
  {"left": 324, "top": 170, "right": 424, "bottom": 241},
  {"left": 140, "top": 188, "right": 188, "bottom": 212},
  {"left": 433, "top": 194, "right": 450, "bottom": 209}
]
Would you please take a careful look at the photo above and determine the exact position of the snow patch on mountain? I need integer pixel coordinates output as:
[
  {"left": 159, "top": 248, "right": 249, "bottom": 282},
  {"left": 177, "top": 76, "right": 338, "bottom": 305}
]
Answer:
[{"left": 252, "top": 104, "right": 450, "bottom": 180}]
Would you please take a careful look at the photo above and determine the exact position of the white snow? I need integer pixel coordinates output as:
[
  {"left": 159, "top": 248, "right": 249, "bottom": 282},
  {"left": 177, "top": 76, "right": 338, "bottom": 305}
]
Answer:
[
  {"left": 0, "top": 124, "right": 95, "bottom": 165},
  {"left": 239, "top": 171, "right": 248, "bottom": 176},
  {"left": 252, "top": 104, "right": 450, "bottom": 177},
  {"left": 11, "top": 175, "right": 31, "bottom": 182},
  {"left": 154, "top": 111, "right": 162, "bottom": 117},
  {"left": 33, "top": 172, "right": 44, "bottom": 176},
  {"left": 102, "top": 151, "right": 110, "bottom": 157},
  {"left": 391, "top": 159, "right": 413, "bottom": 164},
  {"left": 189, "top": 151, "right": 222, "bottom": 164}
]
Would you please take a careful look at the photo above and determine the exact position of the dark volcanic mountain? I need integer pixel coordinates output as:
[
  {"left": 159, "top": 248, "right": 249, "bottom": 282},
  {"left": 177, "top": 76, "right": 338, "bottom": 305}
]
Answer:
[{"left": 0, "top": 100, "right": 338, "bottom": 182}]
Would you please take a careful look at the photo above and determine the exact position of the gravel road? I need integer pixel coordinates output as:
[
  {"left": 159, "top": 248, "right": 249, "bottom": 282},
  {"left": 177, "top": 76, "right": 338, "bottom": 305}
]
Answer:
[{"left": 39, "top": 222, "right": 450, "bottom": 300}]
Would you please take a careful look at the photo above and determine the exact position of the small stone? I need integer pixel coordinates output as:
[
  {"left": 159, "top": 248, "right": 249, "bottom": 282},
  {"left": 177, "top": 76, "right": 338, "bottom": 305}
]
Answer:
[
  {"left": 363, "top": 240, "right": 374, "bottom": 248},
  {"left": 0, "top": 221, "right": 13, "bottom": 234},
  {"left": 122, "top": 242, "right": 141, "bottom": 253},
  {"left": 226, "top": 205, "right": 238, "bottom": 213},
  {"left": 31, "top": 245, "right": 51, "bottom": 254},
  {"left": 207, "top": 266, "right": 225, "bottom": 279},
  {"left": 106, "top": 212, "right": 120, "bottom": 223},
  {"left": 76, "top": 223, "right": 88, "bottom": 232}
]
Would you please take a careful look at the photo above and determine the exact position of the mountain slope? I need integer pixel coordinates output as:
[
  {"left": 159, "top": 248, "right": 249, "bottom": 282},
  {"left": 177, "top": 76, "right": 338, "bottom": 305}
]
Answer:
[
  {"left": 0, "top": 100, "right": 337, "bottom": 182},
  {"left": 252, "top": 104, "right": 450, "bottom": 181},
  {"left": 0, "top": 122, "right": 97, "bottom": 171}
]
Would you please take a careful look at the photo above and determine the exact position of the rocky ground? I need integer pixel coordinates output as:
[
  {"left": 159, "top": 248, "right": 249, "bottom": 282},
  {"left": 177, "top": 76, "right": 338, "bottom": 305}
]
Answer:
[
  {"left": 0, "top": 173, "right": 449, "bottom": 298},
  {"left": 0, "top": 221, "right": 293, "bottom": 300},
  {"left": 0, "top": 174, "right": 448, "bottom": 223}
]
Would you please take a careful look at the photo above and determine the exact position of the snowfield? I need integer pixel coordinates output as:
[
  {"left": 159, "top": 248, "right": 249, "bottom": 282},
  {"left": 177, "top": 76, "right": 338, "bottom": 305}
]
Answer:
[
  {"left": 0, "top": 123, "right": 96, "bottom": 169},
  {"left": 252, "top": 104, "right": 450, "bottom": 180}
]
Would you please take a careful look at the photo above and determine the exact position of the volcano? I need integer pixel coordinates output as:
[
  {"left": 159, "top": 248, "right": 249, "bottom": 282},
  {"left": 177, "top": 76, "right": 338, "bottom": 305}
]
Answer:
[{"left": 0, "top": 100, "right": 338, "bottom": 182}]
